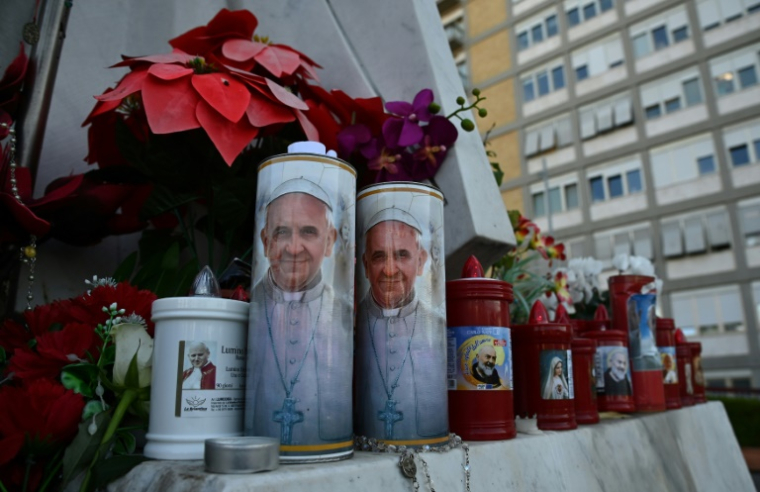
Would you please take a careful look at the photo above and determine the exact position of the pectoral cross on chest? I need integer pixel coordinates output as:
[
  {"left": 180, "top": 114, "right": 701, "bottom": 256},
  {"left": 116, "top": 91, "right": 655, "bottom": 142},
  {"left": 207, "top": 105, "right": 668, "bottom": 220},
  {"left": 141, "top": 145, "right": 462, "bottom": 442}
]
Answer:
[
  {"left": 378, "top": 399, "right": 403, "bottom": 439},
  {"left": 273, "top": 397, "right": 304, "bottom": 445}
]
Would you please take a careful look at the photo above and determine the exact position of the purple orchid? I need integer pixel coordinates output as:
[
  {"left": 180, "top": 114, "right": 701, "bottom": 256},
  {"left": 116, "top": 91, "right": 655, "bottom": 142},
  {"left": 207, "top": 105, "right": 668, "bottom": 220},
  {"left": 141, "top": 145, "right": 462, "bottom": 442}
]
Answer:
[
  {"left": 362, "top": 138, "right": 413, "bottom": 182},
  {"left": 381, "top": 88, "right": 434, "bottom": 148},
  {"left": 337, "top": 123, "right": 372, "bottom": 157},
  {"left": 412, "top": 116, "right": 458, "bottom": 180}
]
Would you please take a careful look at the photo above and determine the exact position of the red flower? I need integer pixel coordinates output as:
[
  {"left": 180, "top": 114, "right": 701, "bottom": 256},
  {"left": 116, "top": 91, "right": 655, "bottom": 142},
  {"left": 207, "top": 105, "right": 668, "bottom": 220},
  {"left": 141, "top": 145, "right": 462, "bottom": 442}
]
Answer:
[
  {"left": 71, "top": 282, "right": 158, "bottom": 336},
  {"left": 544, "top": 236, "right": 566, "bottom": 262},
  {"left": 0, "top": 298, "right": 78, "bottom": 356},
  {"left": 169, "top": 9, "right": 259, "bottom": 59},
  {"left": 8, "top": 323, "right": 100, "bottom": 381},
  {"left": 0, "top": 379, "right": 85, "bottom": 466}
]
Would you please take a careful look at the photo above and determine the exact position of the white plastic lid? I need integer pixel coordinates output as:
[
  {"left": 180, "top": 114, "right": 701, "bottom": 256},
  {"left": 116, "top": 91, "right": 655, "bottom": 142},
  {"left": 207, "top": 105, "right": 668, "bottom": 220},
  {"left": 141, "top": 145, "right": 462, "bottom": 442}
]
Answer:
[{"left": 288, "top": 141, "right": 326, "bottom": 155}]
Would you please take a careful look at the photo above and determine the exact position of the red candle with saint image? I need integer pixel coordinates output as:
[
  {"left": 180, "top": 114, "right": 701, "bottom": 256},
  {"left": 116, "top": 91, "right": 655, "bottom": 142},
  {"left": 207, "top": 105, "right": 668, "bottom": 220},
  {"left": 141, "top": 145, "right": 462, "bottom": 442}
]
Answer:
[
  {"left": 655, "top": 317, "right": 682, "bottom": 410},
  {"left": 690, "top": 342, "right": 707, "bottom": 404},
  {"left": 608, "top": 275, "right": 665, "bottom": 412},
  {"left": 556, "top": 305, "right": 599, "bottom": 425},
  {"left": 446, "top": 256, "right": 516, "bottom": 440},
  {"left": 675, "top": 329, "right": 695, "bottom": 407},
  {"left": 579, "top": 305, "right": 636, "bottom": 413},
  {"left": 513, "top": 301, "right": 576, "bottom": 431}
]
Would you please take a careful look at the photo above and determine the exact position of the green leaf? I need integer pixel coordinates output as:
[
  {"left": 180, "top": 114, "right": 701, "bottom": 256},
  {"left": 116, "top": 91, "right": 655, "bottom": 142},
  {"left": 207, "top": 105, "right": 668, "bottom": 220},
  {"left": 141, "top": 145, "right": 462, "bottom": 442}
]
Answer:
[
  {"left": 123, "top": 352, "right": 141, "bottom": 390},
  {"left": 88, "top": 455, "right": 147, "bottom": 491},
  {"left": 113, "top": 251, "right": 138, "bottom": 283},
  {"left": 491, "top": 162, "right": 504, "bottom": 187},
  {"left": 113, "top": 430, "right": 137, "bottom": 455},
  {"left": 161, "top": 241, "right": 181, "bottom": 270},
  {"left": 60, "top": 369, "right": 94, "bottom": 398},
  {"left": 61, "top": 412, "right": 111, "bottom": 487}
]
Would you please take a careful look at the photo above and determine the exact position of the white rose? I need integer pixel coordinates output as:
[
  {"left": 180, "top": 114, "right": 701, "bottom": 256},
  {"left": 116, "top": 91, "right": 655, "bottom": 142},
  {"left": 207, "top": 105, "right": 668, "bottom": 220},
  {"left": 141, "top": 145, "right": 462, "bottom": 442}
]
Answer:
[{"left": 111, "top": 323, "right": 154, "bottom": 388}]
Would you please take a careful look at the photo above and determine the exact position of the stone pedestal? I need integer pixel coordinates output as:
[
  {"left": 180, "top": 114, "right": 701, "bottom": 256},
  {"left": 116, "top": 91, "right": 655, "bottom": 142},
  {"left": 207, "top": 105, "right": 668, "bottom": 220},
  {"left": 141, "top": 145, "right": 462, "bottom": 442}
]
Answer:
[{"left": 108, "top": 402, "right": 754, "bottom": 492}]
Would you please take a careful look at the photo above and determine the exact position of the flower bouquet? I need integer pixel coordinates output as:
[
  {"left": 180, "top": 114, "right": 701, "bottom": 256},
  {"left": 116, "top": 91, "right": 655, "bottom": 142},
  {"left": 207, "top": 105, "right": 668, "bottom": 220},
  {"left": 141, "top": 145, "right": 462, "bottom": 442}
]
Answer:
[
  {"left": 0, "top": 279, "right": 157, "bottom": 491},
  {"left": 490, "top": 211, "right": 567, "bottom": 323}
]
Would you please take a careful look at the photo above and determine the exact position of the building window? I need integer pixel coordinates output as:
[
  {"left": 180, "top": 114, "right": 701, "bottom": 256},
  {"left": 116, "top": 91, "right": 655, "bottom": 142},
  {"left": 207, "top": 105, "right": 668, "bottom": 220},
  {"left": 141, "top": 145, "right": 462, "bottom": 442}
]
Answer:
[
  {"left": 738, "top": 66, "right": 758, "bottom": 88},
  {"left": 607, "top": 175, "right": 623, "bottom": 198},
  {"left": 533, "top": 191, "right": 546, "bottom": 217},
  {"left": 697, "top": 155, "right": 716, "bottom": 174},
  {"left": 565, "top": 183, "right": 579, "bottom": 209},
  {"left": 523, "top": 62, "right": 566, "bottom": 103},
  {"left": 583, "top": 3, "right": 597, "bottom": 20},
  {"left": 671, "top": 285, "right": 745, "bottom": 336},
  {"left": 524, "top": 114, "right": 574, "bottom": 158},
  {"left": 652, "top": 25, "right": 669, "bottom": 50},
  {"left": 548, "top": 187, "right": 562, "bottom": 214},
  {"left": 599, "top": 0, "right": 613, "bottom": 12},
  {"left": 576, "top": 65, "right": 589, "bottom": 81},
  {"left": 672, "top": 26, "right": 689, "bottom": 42},
  {"left": 754, "top": 139, "right": 760, "bottom": 161},
  {"left": 590, "top": 176, "right": 605, "bottom": 202},
  {"left": 632, "top": 34, "right": 649, "bottom": 58},
  {"left": 730, "top": 144, "right": 751, "bottom": 166},
  {"left": 518, "top": 32, "right": 530, "bottom": 51},
  {"left": 517, "top": 9, "right": 561, "bottom": 52},
  {"left": 645, "top": 104, "right": 662, "bottom": 119},
  {"left": 739, "top": 203, "right": 760, "bottom": 246},
  {"left": 567, "top": 7, "right": 581, "bottom": 26},
  {"left": 715, "top": 73, "right": 735, "bottom": 95},
  {"left": 697, "top": 0, "right": 760, "bottom": 31},
  {"left": 571, "top": 34, "right": 625, "bottom": 84},
  {"left": 552, "top": 66, "right": 565, "bottom": 90},
  {"left": 650, "top": 133, "right": 718, "bottom": 189},
  {"left": 683, "top": 78, "right": 703, "bottom": 105},
  {"left": 664, "top": 97, "right": 681, "bottom": 113},
  {"left": 627, "top": 169, "right": 642, "bottom": 193},
  {"left": 523, "top": 79, "right": 535, "bottom": 101}
]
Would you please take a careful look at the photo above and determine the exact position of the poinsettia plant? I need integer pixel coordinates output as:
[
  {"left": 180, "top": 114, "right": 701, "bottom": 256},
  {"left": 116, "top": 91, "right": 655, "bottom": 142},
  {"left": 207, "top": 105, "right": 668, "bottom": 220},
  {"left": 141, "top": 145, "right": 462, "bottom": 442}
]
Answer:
[
  {"left": 0, "top": 278, "right": 157, "bottom": 492},
  {"left": 491, "top": 210, "right": 567, "bottom": 324}
]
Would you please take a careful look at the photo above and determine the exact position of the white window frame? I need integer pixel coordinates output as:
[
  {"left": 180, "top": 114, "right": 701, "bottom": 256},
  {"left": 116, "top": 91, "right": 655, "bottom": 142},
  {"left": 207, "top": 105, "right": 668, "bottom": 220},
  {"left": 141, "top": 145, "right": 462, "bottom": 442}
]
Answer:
[
  {"left": 640, "top": 67, "right": 704, "bottom": 120},
  {"left": 587, "top": 154, "right": 645, "bottom": 203},
  {"left": 578, "top": 91, "right": 633, "bottom": 140},
  {"left": 521, "top": 59, "right": 566, "bottom": 102},
  {"left": 516, "top": 7, "right": 560, "bottom": 52},
  {"left": 629, "top": 4, "right": 690, "bottom": 59},
  {"left": 671, "top": 284, "right": 746, "bottom": 336},
  {"left": 571, "top": 33, "right": 625, "bottom": 81},
  {"left": 649, "top": 133, "right": 717, "bottom": 189}
]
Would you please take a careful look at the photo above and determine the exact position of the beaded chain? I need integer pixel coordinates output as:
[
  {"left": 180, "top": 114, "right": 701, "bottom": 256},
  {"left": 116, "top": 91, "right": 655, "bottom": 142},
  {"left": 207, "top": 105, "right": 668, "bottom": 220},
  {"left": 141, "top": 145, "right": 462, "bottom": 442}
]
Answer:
[
  {"left": 355, "top": 433, "right": 471, "bottom": 492},
  {"left": 1, "top": 122, "right": 37, "bottom": 309}
]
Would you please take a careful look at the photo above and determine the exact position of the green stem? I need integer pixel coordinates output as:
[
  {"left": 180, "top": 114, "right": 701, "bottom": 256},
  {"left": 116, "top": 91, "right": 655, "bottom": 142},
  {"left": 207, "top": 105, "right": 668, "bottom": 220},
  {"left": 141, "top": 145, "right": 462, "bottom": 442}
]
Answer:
[
  {"left": 37, "top": 452, "right": 64, "bottom": 492},
  {"left": 207, "top": 201, "right": 215, "bottom": 272},
  {"left": 446, "top": 96, "right": 485, "bottom": 119},
  {"left": 0, "top": 479, "right": 8, "bottom": 492},
  {"left": 79, "top": 389, "right": 138, "bottom": 492},
  {"left": 22, "top": 456, "right": 32, "bottom": 492}
]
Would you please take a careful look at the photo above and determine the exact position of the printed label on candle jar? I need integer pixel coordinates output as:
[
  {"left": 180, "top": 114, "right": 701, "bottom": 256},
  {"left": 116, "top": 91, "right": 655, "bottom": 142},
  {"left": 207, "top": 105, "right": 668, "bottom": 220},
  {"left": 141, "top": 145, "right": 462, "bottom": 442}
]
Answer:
[
  {"left": 175, "top": 340, "right": 246, "bottom": 417},
  {"left": 659, "top": 346, "right": 678, "bottom": 385},
  {"left": 447, "top": 326, "right": 512, "bottom": 390},
  {"left": 540, "top": 349, "right": 574, "bottom": 400},
  {"left": 594, "top": 346, "right": 632, "bottom": 397},
  {"left": 625, "top": 293, "right": 661, "bottom": 372}
]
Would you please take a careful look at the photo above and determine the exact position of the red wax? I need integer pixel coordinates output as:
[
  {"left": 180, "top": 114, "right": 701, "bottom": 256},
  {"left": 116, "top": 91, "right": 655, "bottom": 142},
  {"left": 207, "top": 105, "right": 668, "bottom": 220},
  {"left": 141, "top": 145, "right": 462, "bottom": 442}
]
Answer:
[
  {"left": 513, "top": 302, "right": 576, "bottom": 431},
  {"left": 446, "top": 271, "right": 516, "bottom": 441},
  {"left": 583, "top": 329, "right": 636, "bottom": 413},
  {"left": 690, "top": 342, "right": 707, "bottom": 404},
  {"left": 572, "top": 337, "right": 599, "bottom": 424},
  {"left": 608, "top": 275, "right": 666, "bottom": 412},
  {"left": 655, "top": 318, "right": 682, "bottom": 410},
  {"left": 676, "top": 342, "right": 695, "bottom": 407}
]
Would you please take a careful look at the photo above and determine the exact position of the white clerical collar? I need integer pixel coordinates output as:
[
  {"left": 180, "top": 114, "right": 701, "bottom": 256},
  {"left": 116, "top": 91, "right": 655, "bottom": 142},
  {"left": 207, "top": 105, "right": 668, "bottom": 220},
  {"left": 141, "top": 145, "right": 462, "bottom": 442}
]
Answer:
[
  {"left": 283, "top": 290, "right": 304, "bottom": 302},
  {"left": 382, "top": 307, "right": 401, "bottom": 317}
]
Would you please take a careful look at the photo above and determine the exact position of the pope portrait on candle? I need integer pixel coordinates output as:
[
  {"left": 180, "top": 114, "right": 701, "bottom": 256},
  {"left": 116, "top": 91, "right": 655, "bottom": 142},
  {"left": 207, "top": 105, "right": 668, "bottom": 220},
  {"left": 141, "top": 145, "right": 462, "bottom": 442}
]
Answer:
[
  {"left": 246, "top": 178, "right": 353, "bottom": 448},
  {"left": 355, "top": 207, "right": 448, "bottom": 442}
]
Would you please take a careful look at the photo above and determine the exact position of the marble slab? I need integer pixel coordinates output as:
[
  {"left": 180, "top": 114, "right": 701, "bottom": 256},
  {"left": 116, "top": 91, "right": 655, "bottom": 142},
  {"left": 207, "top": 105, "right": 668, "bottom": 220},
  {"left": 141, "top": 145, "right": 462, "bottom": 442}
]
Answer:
[{"left": 108, "top": 402, "right": 754, "bottom": 492}]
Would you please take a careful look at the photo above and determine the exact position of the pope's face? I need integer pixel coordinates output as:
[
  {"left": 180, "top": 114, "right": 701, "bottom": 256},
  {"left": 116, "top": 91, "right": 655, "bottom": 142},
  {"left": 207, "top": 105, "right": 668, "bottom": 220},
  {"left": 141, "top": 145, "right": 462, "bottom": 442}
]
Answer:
[
  {"left": 189, "top": 346, "right": 209, "bottom": 368},
  {"left": 363, "top": 221, "right": 427, "bottom": 309},
  {"left": 261, "top": 193, "right": 336, "bottom": 292}
]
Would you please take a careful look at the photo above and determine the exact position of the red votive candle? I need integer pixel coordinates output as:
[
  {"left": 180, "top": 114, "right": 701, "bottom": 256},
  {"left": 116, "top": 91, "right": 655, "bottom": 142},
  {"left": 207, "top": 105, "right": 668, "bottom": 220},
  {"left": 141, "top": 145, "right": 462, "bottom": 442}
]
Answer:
[
  {"left": 675, "top": 329, "right": 695, "bottom": 407},
  {"left": 582, "top": 305, "right": 635, "bottom": 413},
  {"left": 556, "top": 305, "right": 598, "bottom": 425},
  {"left": 446, "top": 256, "right": 516, "bottom": 440},
  {"left": 655, "top": 317, "right": 682, "bottom": 410},
  {"left": 690, "top": 342, "right": 707, "bottom": 404},
  {"left": 608, "top": 275, "right": 665, "bottom": 412},
  {"left": 513, "top": 301, "right": 576, "bottom": 431}
]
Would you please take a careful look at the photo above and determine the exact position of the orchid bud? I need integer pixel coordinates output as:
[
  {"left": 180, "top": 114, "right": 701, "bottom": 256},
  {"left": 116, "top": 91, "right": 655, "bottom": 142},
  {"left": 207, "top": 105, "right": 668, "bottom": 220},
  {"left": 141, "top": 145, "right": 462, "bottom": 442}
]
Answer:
[
  {"left": 456, "top": 96, "right": 465, "bottom": 105},
  {"left": 472, "top": 88, "right": 481, "bottom": 97},
  {"left": 428, "top": 102, "right": 441, "bottom": 114},
  {"left": 478, "top": 108, "right": 488, "bottom": 118},
  {"left": 460, "top": 119, "right": 475, "bottom": 132}
]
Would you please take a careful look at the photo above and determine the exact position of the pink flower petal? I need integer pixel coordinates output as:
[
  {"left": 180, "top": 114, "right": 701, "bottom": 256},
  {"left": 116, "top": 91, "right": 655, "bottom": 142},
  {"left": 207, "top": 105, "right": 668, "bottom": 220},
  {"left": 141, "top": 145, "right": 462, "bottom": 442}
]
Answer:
[
  {"left": 191, "top": 73, "right": 250, "bottom": 123},
  {"left": 246, "top": 93, "right": 295, "bottom": 127},
  {"left": 265, "top": 78, "right": 308, "bottom": 110},
  {"left": 142, "top": 76, "right": 201, "bottom": 134},
  {"left": 112, "top": 52, "right": 196, "bottom": 68},
  {"left": 255, "top": 46, "right": 301, "bottom": 78},
  {"left": 196, "top": 100, "right": 259, "bottom": 166},
  {"left": 94, "top": 69, "right": 148, "bottom": 102},
  {"left": 148, "top": 63, "right": 193, "bottom": 81},
  {"left": 295, "top": 109, "right": 319, "bottom": 141},
  {"left": 221, "top": 39, "right": 266, "bottom": 62}
]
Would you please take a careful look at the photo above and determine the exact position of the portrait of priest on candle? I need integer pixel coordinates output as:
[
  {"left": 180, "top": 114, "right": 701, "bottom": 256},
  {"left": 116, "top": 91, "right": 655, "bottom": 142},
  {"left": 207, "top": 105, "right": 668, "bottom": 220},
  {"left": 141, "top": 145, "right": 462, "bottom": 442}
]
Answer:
[
  {"left": 247, "top": 177, "right": 353, "bottom": 447},
  {"left": 355, "top": 207, "right": 448, "bottom": 442}
]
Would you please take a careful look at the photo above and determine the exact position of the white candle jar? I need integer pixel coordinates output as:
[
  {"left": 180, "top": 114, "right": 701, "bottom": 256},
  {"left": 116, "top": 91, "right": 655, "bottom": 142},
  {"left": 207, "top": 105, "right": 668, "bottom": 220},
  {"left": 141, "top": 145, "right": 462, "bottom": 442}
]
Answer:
[{"left": 144, "top": 297, "right": 249, "bottom": 460}]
